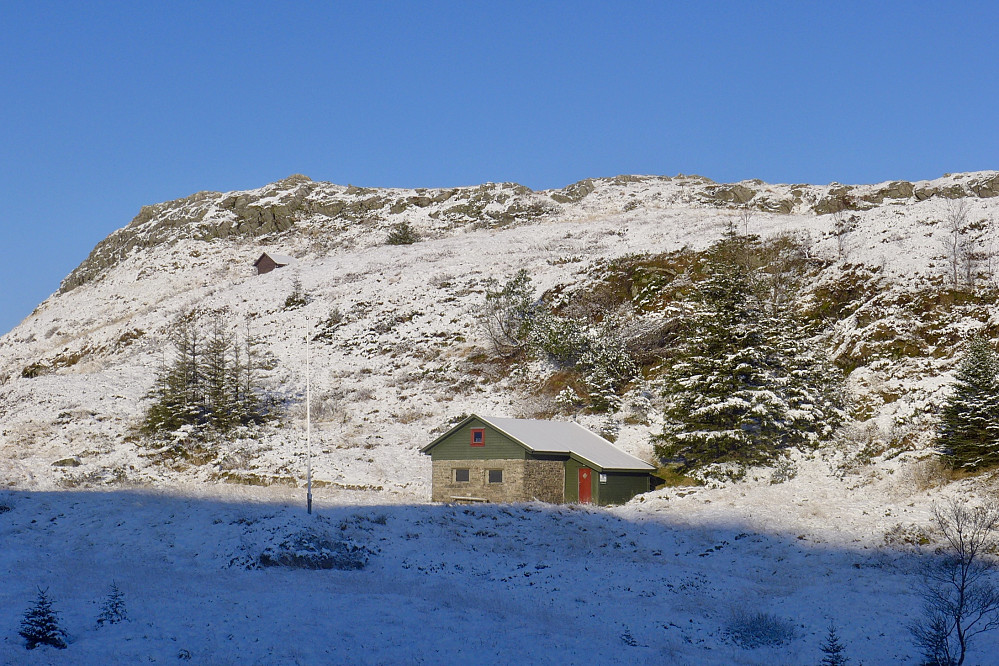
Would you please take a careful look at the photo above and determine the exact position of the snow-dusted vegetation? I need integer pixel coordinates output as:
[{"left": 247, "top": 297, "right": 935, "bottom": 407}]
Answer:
[{"left": 2, "top": 172, "right": 999, "bottom": 662}]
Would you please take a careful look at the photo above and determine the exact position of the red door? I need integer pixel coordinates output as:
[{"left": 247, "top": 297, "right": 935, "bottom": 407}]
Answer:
[{"left": 578, "top": 467, "right": 593, "bottom": 504}]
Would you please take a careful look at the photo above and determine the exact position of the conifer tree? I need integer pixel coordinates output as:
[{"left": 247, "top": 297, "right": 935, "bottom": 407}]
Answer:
[
  {"left": 19, "top": 587, "right": 67, "bottom": 650},
  {"left": 819, "top": 624, "right": 850, "bottom": 665},
  {"left": 143, "top": 309, "right": 268, "bottom": 436},
  {"left": 937, "top": 336, "right": 999, "bottom": 470},
  {"left": 96, "top": 581, "right": 127, "bottom": 627},
  {"left": 654, "top": 234, "right": 845, "bottom": 468}
]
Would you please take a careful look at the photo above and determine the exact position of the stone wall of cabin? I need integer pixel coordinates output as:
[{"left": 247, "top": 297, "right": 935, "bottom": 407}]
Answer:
[
  {"left": 431, "top": 459, "right": 526, "bottom": 503},
  {"left": 524, "top": 460, "right": 564, "bottom": 503}
]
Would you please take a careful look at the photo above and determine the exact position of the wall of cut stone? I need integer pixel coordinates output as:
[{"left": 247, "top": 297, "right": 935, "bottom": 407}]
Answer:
[
  {"left": 431, "top": 459, "right": 526, "bottom": 503},
  {"left": 524, "top": 460, "right": 565, "bottom": 503}
]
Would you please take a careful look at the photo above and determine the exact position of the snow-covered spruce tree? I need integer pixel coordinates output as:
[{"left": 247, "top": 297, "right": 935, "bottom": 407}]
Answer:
[
  {"left": 143, "top": 312, "right": 204, "bottom": 433},
  {"left": 283, "top": 273, "right": 309, "bottom": 309},
  {"left": 653, "top": 234, "right": 845, "bottom": 469},
  {"left": 576, "top": 325, "right": 637, "bottom": 412},
  {"left": 203, "top": 310, "right": 241, "bottom": 432},
  {"left": 96, "top": 581, "right": 127, "bottom": 626},
  {"left": 143, "top": 309, "right": 268, "bottom": 436},
  {"left": 19, "top": 587, "right": 67, "bottom": 650},
  {"left": 819, "top": 624, "right": 850, "bottom": 665},
  {"left": 937, "top": 336, "right": 999, "bottom": 470}
]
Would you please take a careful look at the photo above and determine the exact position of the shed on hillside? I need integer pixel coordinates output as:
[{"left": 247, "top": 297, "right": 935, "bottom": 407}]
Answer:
[
  {"left": 253, "top": 252, "right": 295, "bottom": 275},
  {"left": 421, "top": 414, "right": 657, "bottom": 505}
]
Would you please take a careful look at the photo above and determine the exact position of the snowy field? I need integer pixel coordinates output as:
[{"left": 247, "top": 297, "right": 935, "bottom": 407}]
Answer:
[{"left": 2, "top": 466, "right": 994, "bottom": 664}]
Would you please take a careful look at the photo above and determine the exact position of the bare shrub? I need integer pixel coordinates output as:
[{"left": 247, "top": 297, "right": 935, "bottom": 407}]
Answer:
[
  {"left": 725, "top": 609, "right": 797, "bottom": 648},
  {"left": 910, "top": 499, "right": 999, "bottom": 666},
  {"left": 942, "top": 200, "right": 971, "bottom": 287},
  {"left": 908, "top": 457, "right": 952, "bottom": 492}
]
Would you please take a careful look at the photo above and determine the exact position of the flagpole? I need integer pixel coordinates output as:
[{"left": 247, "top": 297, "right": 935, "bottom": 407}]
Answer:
[{"left": 306, "top": 325, "right": 313, "bottom": 515}]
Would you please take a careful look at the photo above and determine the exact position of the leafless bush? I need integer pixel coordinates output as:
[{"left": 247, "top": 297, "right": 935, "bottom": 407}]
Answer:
[
  {"left": 907, "top": 458, "right": 951, "bottom": 492},
  {"left": 910, "top": 499, "right": 999, "bottom": 666},
  {"left": 726, "top": 609, "right": 797, "bottom": 648},
  {"left": 942, "top": 200, "right": 971, "bottom": 287}
]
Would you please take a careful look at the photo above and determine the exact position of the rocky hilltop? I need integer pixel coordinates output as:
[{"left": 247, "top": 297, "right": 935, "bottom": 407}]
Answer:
[
  {"left": 1, "top": 172, "right": 998, "bottom": 497},
  {"left": 60, "top": 171, "right": 999, "bottom": 293}
]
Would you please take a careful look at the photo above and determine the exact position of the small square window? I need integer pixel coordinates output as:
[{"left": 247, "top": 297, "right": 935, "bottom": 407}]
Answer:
[
  {"left": 470, "top": 429, "right": 485, "bottom": 446},
  {"left": 454, "top": 468, "right": 470, "bottom": 483},
  {"left": 488, "top": 469, "right": 503, "bottom": 484},
  {"left": 599, "top": 473, "right": 608, "bottom": 484}
]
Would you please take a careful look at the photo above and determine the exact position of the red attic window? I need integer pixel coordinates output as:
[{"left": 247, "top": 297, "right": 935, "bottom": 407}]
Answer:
[{"left": 470, "top": 428, "right": 485, "bottom": 447}]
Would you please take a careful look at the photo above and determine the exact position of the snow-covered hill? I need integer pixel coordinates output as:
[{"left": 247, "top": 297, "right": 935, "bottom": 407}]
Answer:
[
  {"left": 2, "top": 172, "right": 999, "bottom": 661},
  {"left": 2, "top": 171, "right": 998, "bottom": 493}
]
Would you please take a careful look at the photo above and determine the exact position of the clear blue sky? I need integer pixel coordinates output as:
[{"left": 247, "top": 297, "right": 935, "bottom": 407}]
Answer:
[{"left": 2, "top": 1, "right": 996, "bottom": 335}]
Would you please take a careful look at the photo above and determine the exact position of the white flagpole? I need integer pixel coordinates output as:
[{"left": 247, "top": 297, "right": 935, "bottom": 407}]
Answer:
[{"left": 306, "top": 325, "right": 313, "bottom": 515}]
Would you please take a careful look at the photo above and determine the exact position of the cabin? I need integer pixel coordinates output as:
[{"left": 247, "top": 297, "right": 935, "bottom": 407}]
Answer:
[
  {"left": 253, "top": 252, "right": 295, "bottom": 275},
  {"left": 421, "top": 414, "right": 657, "bottom": 505}
]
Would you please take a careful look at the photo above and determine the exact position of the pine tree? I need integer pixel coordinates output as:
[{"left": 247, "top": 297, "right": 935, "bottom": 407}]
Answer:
[
  {"left": 819, "top": 624, "right": 850, "bottom": 665},
  {"left": 654, "top": 235, "right": 845, "bottom": 469},
  {"left": 96, "top": 581, "right": 127, "bottom": 627},
  {"left": 19, "top": 588, "right": 67, "bottom": 650},
  {"left": 938, "top": 336, "right": 999, "bottom": 470},
  {"left": 143, "top": 309, "right": 268, "bottom": 436}
]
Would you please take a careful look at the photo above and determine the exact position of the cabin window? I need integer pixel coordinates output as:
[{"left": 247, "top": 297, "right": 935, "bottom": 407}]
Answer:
[
  {"left": 470, "top": 428, "right": 485, "bottom": 446},
  {"left": 599, "top": 473, "right": 608, "bottom": 484},
  {"left": 454, "top": 468, "right": 470, "bottom": 483},
  {"left": 488, "top": 469, "right": 503, "bottom": 484}
]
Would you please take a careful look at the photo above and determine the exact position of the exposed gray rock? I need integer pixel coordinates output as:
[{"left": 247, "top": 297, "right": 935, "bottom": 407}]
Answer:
[
  {"left": 860, "top": 180, "right": 915, "bottom": 204},
  {"left": 914, "top": 183, "right": 967, "bottom": 200},
  {"left": 969, "top": 173, "right": 999, "bottom": 198},
  {"left": 550, "top": 178, "right": 595, "bottom": 203},
  {"left": 700, "top": 184, "right": 756, "bottom": 206}
]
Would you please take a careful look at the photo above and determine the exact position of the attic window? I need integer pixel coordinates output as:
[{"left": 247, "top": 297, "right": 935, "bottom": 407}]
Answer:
[
  {"left": 470, "top": 429, "right": 485, "bottom": 447},
  {"left": 454, "top": 468, "right": 470, "bottom": 483}
]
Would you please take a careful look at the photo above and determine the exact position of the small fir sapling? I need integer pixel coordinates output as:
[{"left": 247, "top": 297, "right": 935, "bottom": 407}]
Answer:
[
  {"left": 284, "top": 274, "right": 309, "bottom": 309},
  {"left": 96, "top": 581, "right": 127, "bottom": 626},
  {"left": 19, "top": 587, "right": 68, "bottom": 650},
  {"left": 819, "top": 624, "right": 850, "bottom": 665}
]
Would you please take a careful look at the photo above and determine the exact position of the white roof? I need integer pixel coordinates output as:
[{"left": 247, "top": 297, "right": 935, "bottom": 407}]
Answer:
[
  {"left": 478, "top": 416, "right": 655, "bottom": 472},
  {"left": 256, "top": 253, "right": 295, "bottom": 266}
]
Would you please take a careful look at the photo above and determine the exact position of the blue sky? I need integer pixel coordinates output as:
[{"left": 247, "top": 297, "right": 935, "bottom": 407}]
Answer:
[{"left": 2, "top": 1, "right": 997, "bottom": 335}]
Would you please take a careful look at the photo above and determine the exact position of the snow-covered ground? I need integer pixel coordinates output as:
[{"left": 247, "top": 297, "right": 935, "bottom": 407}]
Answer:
[
  {"left": 1, "top": 474, "right": 987, "bottom": 665},
  {"left": 2, "top": 172, "right": 999, "bottom": 662}
]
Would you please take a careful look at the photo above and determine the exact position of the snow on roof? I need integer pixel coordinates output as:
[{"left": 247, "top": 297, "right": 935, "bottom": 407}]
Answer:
[
  {"left": 478, "top": 415, "right": 655, "bottom": 472},
  {"left": 254, "top": 252, "right": 295, "bottom": 266}
]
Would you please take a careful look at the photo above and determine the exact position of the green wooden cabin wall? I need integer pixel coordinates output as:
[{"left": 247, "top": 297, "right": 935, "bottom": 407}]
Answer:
[
  {"left": 564, "top": 457, "right": 650, "bottom": 506},
  {"left": 429, "top": 418, "right": 526, "bottom": 461},
  {"left": 563, "top": 457, "right": 584, "bottom": 503},
  {"left": 598, "top": 472, "right": 651, "bottom": 505}
]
